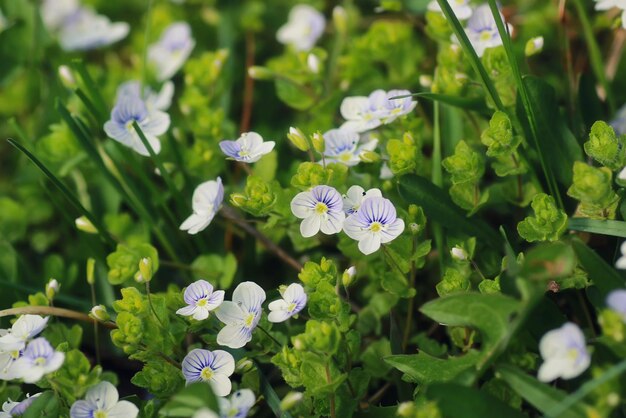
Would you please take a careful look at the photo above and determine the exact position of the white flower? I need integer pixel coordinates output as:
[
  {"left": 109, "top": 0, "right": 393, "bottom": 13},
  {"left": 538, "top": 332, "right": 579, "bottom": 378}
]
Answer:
[
  {"left": 176, "top": 280, "right": 225, "bottom": 321},
  {"left": 606, "top": 289, "right": 626, "bottom": 322},
  {"left": 537, "top": 322, "right": 590, "bottom": 382},
  {"left": 0, "top": 393, "right": 41, "bottom": 417},
  {"left": 380, "top": 162, "right": 394, "bottom": 180},
  {"left": 180, "top": 178, "right": 224, "bottom": 235},
  {"left": 450, "top": 246, "right": 468, "bottom": 261},
  {"left": 148, "top": 22, "right": 195, "bottom": 81},
  {"left": 340, "top": 90, "right": 416, "bottom": 133},
  {"left": 215, "top": 282, "right": 266, "bottom": 349},
  {"left": 268, "top": 284, "right": 307, "bottom": 323},
  {"left": 181, "top": 349, "right": 235, "bottom": 397},
  {"left": 342, "top": 185, "right": 383, "bottom": 215},
  {"left": 219, "top": 389, "right": 256, "bottom": 418},
  {"left": 0, "top": 315, "right": 49, "bottom": 352},
  {"left": 307, "top": 53, "right": 321, "bottom": 73},
  {"left": 219, "top": 132, "right": 275, "bottom": 163},
  {"left": 277, "top": 5, "right": 326, "bottom": 51},
  {"left": 103, "top": 93, "right": 170, "bottom": 156},
  {"left": 615, "top": 241, "right": 626, "bottom": 269},
  {"left": 116, "top": 80, "right": 175, "bottom": 112},
  {"left": 343, "top": 197, "right": 405, "bottom": 255},
  {"left": 322, "top": 129, "right": 378, "bottom": 166},
  {"left": 463, "top": 4, "right": 507, "bottom": 57},
  {"left": 427, "top": 0, "right": 472, "bottom": 19},
  {"left": 41, "top": 0, "right": 79, "bottom": 32},
  {"left": 58, "top": 9, "right": 129, "bottom": 51},
  {"left": 12, "top": 337, "right": 65, "bottom": 383},
  {"left": 290, "top": 185, "right": 345, "bottom": 237},
  {"left": 0, "top": 349, "right": 21, "bottom": 380},
  {"left": 70, "top": 381, "right": 138, "bottom": 418},
  {"left": 594, "top": 0, "right": 626, "bottom": 29}
]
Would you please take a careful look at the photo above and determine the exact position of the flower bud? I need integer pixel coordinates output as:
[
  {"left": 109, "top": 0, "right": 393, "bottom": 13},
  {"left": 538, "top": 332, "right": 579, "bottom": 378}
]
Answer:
[
  {"left": 230, "top": 193, "right": 247, "bottom": 207},
  {"left": 75, "top": 216, "right": 97, "bottom": 234},
  {"left": 280, "top": 392, "right": 304, "bottom": 411},
  {"left": 90, "top": 305, "right": 110, "bottom": 322},
  {"left": 236, "top": 358, "right": 254, "bottom": 373},
  {"left": 46, "top": 278, "right": 60, "bottom": 300},
  {"left": 359, "top": 150, "right": 380, "bottom": 163},
  {"left": 450, "top": 246, "right": 468, "bottom": 261},
  {"left": 307, "top": 54, "right": 320, "bottom": 74},
  {"left": 287, "top": 127, "right": 310, "bottom": 151},
  {"left": 58, "top": 65, "right": 76, "bottom": 88},
  {"left": 248, "top": 66, "right": 274, "bottom": 80},
  {"left": 311, "top": 131, "right": 325, "bottom": 153},
  {"left": 525, "top": 36, "right": 544, "bottom": 57},
  {"left": 86, "top": 258, "right": 95, "bottom": 285},
  {"left": 397, "top": 402, "right": 417, "bottom": 417},
  {"left": 332, "top": 6, "right": 348, "bottom": 35},
  {"left": 293, "top": 335, "right": 306, "bottom": 350},
  {"left": 342, "top": 266, "right": 356, "bottom": 287},
  {"left": 136, "top": 257, "right": 153, "bottom": 283},
  {"left": 419, "top": 74, "right": 433, "bottom": 88}
]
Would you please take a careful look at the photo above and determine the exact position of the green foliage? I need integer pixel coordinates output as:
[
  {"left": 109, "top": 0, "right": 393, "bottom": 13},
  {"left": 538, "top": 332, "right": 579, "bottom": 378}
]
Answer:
[
  {"left": 517, "top": 193, "right": 568, "bottom": 242},
  {"left": 158, "top": 382, "right": 219, "bottom": 417},
  {"left": 132, "top": 360, "right": 184, "bottom": 399},
  {"left": 442, "top": 141, "right": 488, "bottom": 212},
  {"left": 567, "top": 162, "right": 619, "bottom": 219},
  {"left": 107, "top": 243, "right": 160, "bottom": 285},
  {"left": 386, "top": 133, "right": 418, "bottom": 176},
  {"left": 480, "top": 111, "right": 525, "bottom": 177},
  {"left": 290, "top": 162, "right": 348, "bottom": 191},
  {"left": 230, "top": 175, "right": 279, "bottom": 216},
  {"left": 584, "top": 121, "right": 625, "bottom": 171}
]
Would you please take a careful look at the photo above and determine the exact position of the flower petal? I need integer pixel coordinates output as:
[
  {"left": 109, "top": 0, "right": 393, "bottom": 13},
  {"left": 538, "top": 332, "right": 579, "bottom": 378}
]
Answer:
[
  {"left": 300, "top": 215, "right": 321, "bottom": 237},
  {"left": 290, "top": 191, "right": 316, "bottom": 219},
  {"left": 216, "top": 325, "right": 252, "bottom": 349},
  {"left": 358, "top": 233, "right": 382, "bottom": 255},
  {"left": 176, "top": 305, "right": 197, "bottom": 317},
  {"left": 209, "top": 372, "right": 232, "bottom": 397},
  {"left": 69, "top": 400, "right": 96, "bottom": 418},
  {"left": 210, "top": 350, "right": 235, "bottom": 376},
  {"left": 107, "top": 400, "right": 139, "bottom": 418},
  {"left": 86, "top": 381, "right": 119, "bottom": 410},
  {"left": 232, "top": 281, "right": 266, "bottom": 311},
  {"left": 268, "top": 310, "right": 291, "bottom": 323},
  {"left": 215, "top": 301, "right": 245, "bottom": 325},
  {"left": 381, "top": 218, "right": 405, "bottom": 243}
]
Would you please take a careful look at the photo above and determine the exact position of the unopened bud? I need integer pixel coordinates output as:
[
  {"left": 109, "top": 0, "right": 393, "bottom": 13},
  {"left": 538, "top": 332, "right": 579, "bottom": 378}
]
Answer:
[
  {"left": 332, "top": 6, "right": 348, "bottom": 35},
  {"left": 342, "top": 266, "right": 356, "bottom": 287},
  {"left": 419, "top": 74, "right": 433, "bottom": 88},
  {"left": 136, "top": 257, "right": 153, "bottom": 283},
  {"left": 397, "top": 401, "right": 417, "bottom": 417},
  {"left": 75, "top": 216, "right": 97, "bottom": 234},
  {"left": 86, "top": 258, "right": 95, "bottom": 285},
  {"left": 307, "top": 54, "right": 320, "bottom": 74},
  {"left": 230, "top": 193, "right": 247, "bottom": 207},
  {"left": 58, "top": 65, "right": 76, "bottom": 88},
  {"left": 359, "top": 150, "right": 380, "bottom": 163},
  {"left": 409, "top": 222, "right": 420, "bottom": 235},
  {"left": 236, "top": 358, "right": 254, "bottom": 373},
  {"left": 287, "top": 127, "right": 310, "bottom": 151},
  {"left": 248, "top": 66, "right": 274, "bottom": 80},
  {"left": 280, "top": 392, "right": 304, "bottom": 411},
  {"left": 525, "top": 36, "right": 544, "bottom": 57},
  {"left": 450, "top": 246, "right": 468, "bottom": 261},
  {"left": 89, "top": 304, "right": 110, "bottom": 322},
  {"left": 45, "top": 278, "right": 60, "bottom": 300},
  {"left": 311, "top": 131, "right": 325, "bottom": 153},
  {"left": 293, "top": 336, "right": 305, "bottom": 350},
  {"left": 408, "top": 204, "right": 419, "bottom": 217}
]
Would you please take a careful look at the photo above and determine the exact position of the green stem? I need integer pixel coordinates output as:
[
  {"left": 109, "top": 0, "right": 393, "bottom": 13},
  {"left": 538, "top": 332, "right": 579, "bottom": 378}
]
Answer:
[
  {"left": 257, "top": 324, "right": 282, "bottom": 349},
  {"left": 431, "top": 102, "right": 445, "bottom": 273}
]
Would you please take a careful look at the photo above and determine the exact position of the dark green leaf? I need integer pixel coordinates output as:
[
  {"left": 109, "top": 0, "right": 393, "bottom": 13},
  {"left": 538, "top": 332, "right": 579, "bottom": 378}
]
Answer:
[
  {"left": 158, "top": 382, "right": 219, "bottom": 417},
  {"left": 385, "top": 350, "right": 482, "bottom": 385},
  {"left": 427, "top": 383, "right": 528, "bottom": 418},
  {"left": 570, "top": 238, "right": 625, "bottom": 297}
]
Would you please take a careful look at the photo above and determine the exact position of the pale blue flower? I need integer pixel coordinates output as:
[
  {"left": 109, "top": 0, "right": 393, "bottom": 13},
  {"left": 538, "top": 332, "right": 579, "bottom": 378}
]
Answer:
[
  {"left": 70, "top": 381, "right": 138, "bottom": 418},
  {"left": 117, "top": 80, "right": 175, "bottom": 112},
  {"left": 148, "top": 22, "right": 195, "bottom": 81},
  {"left": 176, "top": 280, "right": 225, "bottom": 321},
  {"left": 219, "top": 389, "right": 256, "bottom": 418},
  {"left": 291, "top": 185, "right": 345, "bottom": 237},
  {"left": 464, "top": 4, "right": 507, "bottom": 57},
  {"left": 0, "top": 315, "right": 49, "bottom": 352},
  {"left": 606, "top": 289, "right": 626, "bottom": 322},
  {"left": 322, "top": 129, "right": 378, "bottom": 166},
  {"left": 55, "top": 7, "right": 129, "bottom": 51},
  {"left": 180, "top": 178, "right": 224, "bottom": 235},
  {"left": 427, "top": 0, "right": 473, "bottom": 20},
  {"left": 41, "top": 0, "right": 79, "bottom": 32},
  {"left": 340, "top": 90, "right": 416, "bottom": 133},
  {"left": 219, "top": 132, "right": 275, "bottom": 163},
  {"left": 268, "top": 284, "right": 307, "bottom": 323},
  {"left": 103, "top": 93, "right": 170, "bottom": 156},
  {"left": 181, "top": 349, "right": 235, "bottom": 396},
  {"left": 11, "top": 338, "right": 64, "bottom": 383},
  {"left": 277, "top": 5, "right": 326, "bottom": 51},
  {"left": 342, "top": 185, "right": 382, "bottom": 215},
  {"left": 0, "top": 393, "right": 41, "bottom": 418},
  {"left": 343, "top": 196, "right": 405, "bottom": 255},
  {"left": 215, "top": 282, "right": 266, "bottom": 349},
  {"left": 537, "top": 322, "right": 590, "bottom": 382}
]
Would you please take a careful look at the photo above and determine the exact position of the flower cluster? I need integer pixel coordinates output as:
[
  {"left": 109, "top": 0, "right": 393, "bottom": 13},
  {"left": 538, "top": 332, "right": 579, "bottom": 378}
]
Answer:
[
  {"left": 340, "top": 89, "right": 417, "bottom": 133},
  {"left": 291, "top": 184, "right": 405, "bottom": 254},
  {"left": 41, "top": 0, "right": 129, "bottom": 51}
]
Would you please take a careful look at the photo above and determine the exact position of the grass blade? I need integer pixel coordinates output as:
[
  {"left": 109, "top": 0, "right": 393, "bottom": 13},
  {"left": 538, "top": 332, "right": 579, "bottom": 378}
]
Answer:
[
  {"left": 70, "top": 59, "right": 108, "bottom": 120},
  {"left": 256, "top": 361, "right": 294, "bottom": 418},
  {"left": 6, "top": 138, "right": 115, "bottom": 247},
  {"left": 436, "top": 0, "right": 504, "bottom": 111},
  {"left": 568, "top": 218, "right": 626, "bottom": 238}
]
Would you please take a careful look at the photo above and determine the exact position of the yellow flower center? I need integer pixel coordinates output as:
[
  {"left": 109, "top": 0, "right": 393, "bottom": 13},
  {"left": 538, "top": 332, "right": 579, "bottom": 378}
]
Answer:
[
  {"left": 479, "top": 30, "right": 492, "bottom": 42},
  {"left": 339, "top": 153, "right": 353, "bottom": 162},
  {"left": 315, "top": 202, "right": 328, "bottom": 215},
  {"left": 566, "top": 348, "right": 580, "bottom": 361},
  {"left": 34, "top": 357, "right": 46, "bottom": 366},
  {"left": 94, "top": 411, "right": 108, "bottom": 418},
  {"left": 200, "top": 367, "right": 214, "bottom": 381},
  {"left": 197, "top": 298, "right": 208, "bottom": 307},
  {"left": 126, "top": 120, "right": 136, "bottom": 132},
  {"left": 370, "top": 222, "right": 383, "bottom": 233},
  {"left": 287, "top": 302, "right": 297, "bottom": 312},
  {"left": 244, "top": 313, "right": 256, "bottom": 327},
  {"left": 9, "top": 350, "right": 19, "bottom": 360}
]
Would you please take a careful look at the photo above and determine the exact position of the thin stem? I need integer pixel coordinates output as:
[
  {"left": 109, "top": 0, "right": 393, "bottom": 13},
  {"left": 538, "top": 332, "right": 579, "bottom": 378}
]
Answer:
[
  {"left": 220, "top": 205, "right": 303, "bottom": 271},
  {"left": 89, "top": 282, "right": 101, "bottom": 365},
  {"left": 145, "top": 281, "right": 166, "bottom": 329},
  {"left": 0, "top": 307, "right": 117, "bottom": 329},
  {"left": 240, "top": 31, "right": 255, "bottom": 133},
  {"left": 325, "top": 362, "right": 337, "bottom": 418},
  {"left": 257, "top": 325, "right": 282, "bottom": 349},
  {"left": 402, "top": 239, "right": 418, "bottom": 352},
  {"left": 141, "top": 0, "right": 155, "bottom": 93}
]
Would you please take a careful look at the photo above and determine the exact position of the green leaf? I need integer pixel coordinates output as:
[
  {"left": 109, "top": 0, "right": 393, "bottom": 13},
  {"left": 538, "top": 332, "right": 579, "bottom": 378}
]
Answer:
[
  {"left": 0, "top": 240, "right": 17, "bottom": 282},
  {"left": 275, "top": 78, "right": 316, "bottom": 110},
  {"left": 22, "top": 391, "right": 60, "bottom": 418},
  {"left": 257, "top": 361, "right": 294, "bottom": 418},
  {"left": 426, "top": 383, "right": 528, "bottom": 418},
  {"left": 570, "top": 238, "right": 626, "bottom": 298},
  {"left": 385, "top": 350, "right": 482, "bottom": 385},
  {"left": 496, "top": 365, "right": 587, "bottom": 418},
  {"left": 158, "top": 382, "right": 219, "bottom": 417},
  {"left": 517, "top": 193, "right": 568, "bottom": 242},
  {"left": 398, "top": 174, "right": 503, "bottom": 248},
  {"left": 519, "top": 242, "right": 576, "bottom": 283},
  {"left": 568, "top": 218, "right": 626, "bottom": 238}
]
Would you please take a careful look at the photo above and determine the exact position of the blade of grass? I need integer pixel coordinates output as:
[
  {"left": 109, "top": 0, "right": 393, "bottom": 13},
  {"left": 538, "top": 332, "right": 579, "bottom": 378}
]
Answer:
[
  {"left": 570, "top": 0, "right": 616, "bottom": 114},
  {"left": 74, "top": 87, "right": 105, "bottom": 125},
  {"left": 431, "top": 101, "right": 445, "bottom": 272},
  {"left": 255, "top": 361, "right": 294, "bottom": 418},
  {"left": 70, "top": 60, "right": 108, "bottom": 120},
  {"left": 6, "top": 138, "right": 115, "bottom": 247},
  {"left": 436, "top": 0, "right": 504, "bottom": 111},
  {"left": 486, "top": 0, "right": 563, "bottom": 209},
  {"left": 568, "top": 218, "right": 626, "bottom": 238}
]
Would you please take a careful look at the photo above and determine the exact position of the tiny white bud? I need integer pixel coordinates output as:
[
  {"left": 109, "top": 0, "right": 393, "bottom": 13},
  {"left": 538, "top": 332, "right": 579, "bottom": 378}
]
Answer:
[
  {"left": 525, "top": 36, "right": 544, "bottom": 56},
  {"left": 280, "top": 392, "right": 304, "bottom": 411},
  {"left": 46, "top": 278, "right": 60, "bottom": 300},
  {"left": 332, "top": 6, "right": 348, "bottom": 35},
  {"left": 419, "top": 75, "right": 433, "bottom": 88},
  {"left": 75, "top": 216, "right": 98, "bottom": 234},
  {"left": 307, "top": 53, "right": 320, "bottom": 74},
  {"left": 90, "top": 305, "right": 110, "bottom": 322},
  {"left": 58, "top": 65, "right": 76, "bottom": 88},
  {"left": 451, "top": 246, "right": 468, "bottom": 261},
  {"left": 342, "top": 266, "right": 356, "bottom": 287}
]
